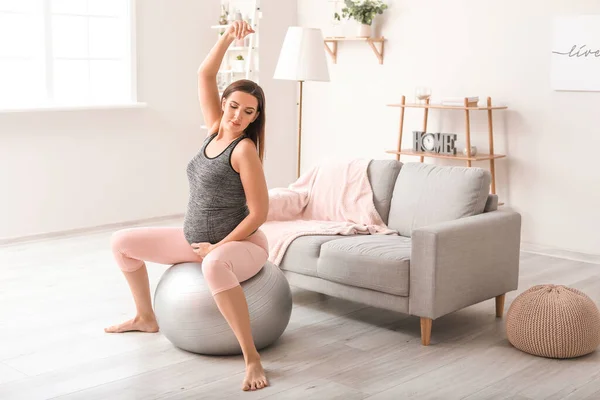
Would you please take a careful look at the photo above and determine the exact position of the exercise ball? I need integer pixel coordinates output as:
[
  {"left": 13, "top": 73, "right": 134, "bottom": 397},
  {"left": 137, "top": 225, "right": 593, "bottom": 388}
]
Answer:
[{"left": 153, "top": 261, "right": 292, "bottom": 356}]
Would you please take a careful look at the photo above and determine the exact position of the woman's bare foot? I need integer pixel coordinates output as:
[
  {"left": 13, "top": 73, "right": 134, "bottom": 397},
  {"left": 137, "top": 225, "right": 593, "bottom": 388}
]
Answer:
[
  {"left": 104, "top": 315, "right": 159, "bottom": 333},
  {"left": 242, "top": 359, "right": 268, "bottom": 391}
]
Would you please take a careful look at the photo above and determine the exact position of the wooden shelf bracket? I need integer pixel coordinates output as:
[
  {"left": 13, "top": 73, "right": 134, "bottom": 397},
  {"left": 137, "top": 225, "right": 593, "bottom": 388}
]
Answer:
[
  {"left": 367, "top": 39, "right": 384, "bottom": 64},
  {"left": 324, "top": 37, "right": 385, "bottom": 64},
  {"left": 324, "top": 40, "right": 338, "bottom": 64}
]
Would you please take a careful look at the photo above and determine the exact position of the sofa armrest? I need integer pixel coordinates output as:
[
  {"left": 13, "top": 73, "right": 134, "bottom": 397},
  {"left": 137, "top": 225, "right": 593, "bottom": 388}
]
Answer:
[{"left": 409, "top": 210, "right": 521, "bottom": 319}]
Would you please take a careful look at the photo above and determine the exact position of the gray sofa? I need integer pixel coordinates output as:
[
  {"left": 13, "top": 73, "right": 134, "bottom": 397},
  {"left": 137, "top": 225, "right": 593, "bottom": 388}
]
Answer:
[{"left": 277, "top": 159, "right": 521, "bottom": 345}]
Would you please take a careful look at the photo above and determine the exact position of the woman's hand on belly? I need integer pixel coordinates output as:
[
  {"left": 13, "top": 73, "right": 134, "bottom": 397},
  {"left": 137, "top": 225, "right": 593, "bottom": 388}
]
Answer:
[{"left": 191, "top": 242, "right": 217, "bottom": 258}]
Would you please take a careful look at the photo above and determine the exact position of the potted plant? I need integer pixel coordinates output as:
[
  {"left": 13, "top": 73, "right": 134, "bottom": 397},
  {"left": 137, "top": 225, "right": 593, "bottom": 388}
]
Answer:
[
  {"left": 233, "top": 54, "right": 245, "bottom": 72},
  {"left": 334, "top": 0, "right": 388, "bottom": 38}
]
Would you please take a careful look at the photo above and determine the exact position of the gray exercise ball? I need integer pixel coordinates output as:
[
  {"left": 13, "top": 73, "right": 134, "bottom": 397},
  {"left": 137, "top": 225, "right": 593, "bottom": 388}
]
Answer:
[{"left": 153, "top": 261, "right": 292, "bottom": 356}]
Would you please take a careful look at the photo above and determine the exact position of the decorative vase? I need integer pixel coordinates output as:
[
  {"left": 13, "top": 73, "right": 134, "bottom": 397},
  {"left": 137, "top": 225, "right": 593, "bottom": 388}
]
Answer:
[
  {"left": 234, "top": 9, "right": 242, "bottom": 21},
  {"left": 358, "top": 23, "right": 371, "bottom": 38}
]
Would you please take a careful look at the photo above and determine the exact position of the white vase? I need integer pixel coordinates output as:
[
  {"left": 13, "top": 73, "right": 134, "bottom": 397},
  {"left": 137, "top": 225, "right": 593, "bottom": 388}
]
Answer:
[{"left": 358, "top": 23, "right": 371, "bottom": 38}]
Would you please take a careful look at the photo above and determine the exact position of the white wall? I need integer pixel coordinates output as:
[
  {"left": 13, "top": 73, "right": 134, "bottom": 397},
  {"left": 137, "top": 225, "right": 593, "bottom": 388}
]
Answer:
[
  {"left": 298, "top": 0, "right": 600, "bottom": 256},
  {"left": 257, "top": 0, "right": 299, "bottom": 189},
  {"left": 0, "top": 0, "right": 297, "bottom": 242}
]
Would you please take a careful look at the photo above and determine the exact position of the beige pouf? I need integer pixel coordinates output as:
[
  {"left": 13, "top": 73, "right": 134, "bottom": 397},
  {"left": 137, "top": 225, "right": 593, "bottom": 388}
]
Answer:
[{"left": 506, "top": 284, "right": 600, "bottom": 359}]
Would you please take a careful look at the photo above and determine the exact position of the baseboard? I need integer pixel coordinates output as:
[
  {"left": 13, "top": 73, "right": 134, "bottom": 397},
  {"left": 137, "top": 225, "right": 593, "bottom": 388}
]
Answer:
[
  {"left": 521, "top": 242, "right": 600, "bottom": 265},
  {"left": 0, "top": 214, "right": 185, "bottom": 247}
]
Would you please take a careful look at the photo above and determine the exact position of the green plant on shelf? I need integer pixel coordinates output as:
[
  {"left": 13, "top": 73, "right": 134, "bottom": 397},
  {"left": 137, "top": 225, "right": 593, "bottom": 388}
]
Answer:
[
  {"left": 236, "top": 55, "right": 244, "bottom": 60},
  {"left": 334, "top": 0, "right": 388, "bottom": 26}
]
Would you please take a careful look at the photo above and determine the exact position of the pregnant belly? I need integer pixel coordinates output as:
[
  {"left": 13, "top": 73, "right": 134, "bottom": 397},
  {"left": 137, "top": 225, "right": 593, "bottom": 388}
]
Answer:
[
  {"left": 183, "top": 206, "right": 248, "bottom": 245},
  {"left": 183, "top": 212, "right": 210, "bottom": 245}
]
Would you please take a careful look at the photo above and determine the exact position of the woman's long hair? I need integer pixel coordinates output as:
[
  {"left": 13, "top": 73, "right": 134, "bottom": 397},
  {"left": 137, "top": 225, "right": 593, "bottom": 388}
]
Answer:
[{"left": 222, "top": 80, "right": 266, "bottom": 163}]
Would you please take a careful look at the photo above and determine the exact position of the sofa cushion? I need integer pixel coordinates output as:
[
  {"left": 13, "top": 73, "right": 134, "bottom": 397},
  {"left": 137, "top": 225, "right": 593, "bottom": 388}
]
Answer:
[
  {"left": 484, "top": 194, "right": 498, "bottom": 212},
  {"left": 367, "top": 159, "right": 403, "bottom": 224},
  {"left": 387, "top": 163, "right": 491, "bottom": 237},
  {"left": 317, "top": 235, "right": 411, "bottom": 296},
  {"left": 278, "top": 235, "right": 342, "bottom": 277}
]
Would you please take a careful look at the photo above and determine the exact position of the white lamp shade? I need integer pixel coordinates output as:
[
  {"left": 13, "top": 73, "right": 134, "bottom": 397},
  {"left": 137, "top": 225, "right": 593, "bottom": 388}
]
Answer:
[{"left": 273, "top": 27, "right": 330, "bottom": 82}]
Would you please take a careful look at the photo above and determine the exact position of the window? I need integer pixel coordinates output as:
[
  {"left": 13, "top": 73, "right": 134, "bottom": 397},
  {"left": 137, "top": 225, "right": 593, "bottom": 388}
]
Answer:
[{"left": 0, "top": 0, "right": 135, "bottom": 110}]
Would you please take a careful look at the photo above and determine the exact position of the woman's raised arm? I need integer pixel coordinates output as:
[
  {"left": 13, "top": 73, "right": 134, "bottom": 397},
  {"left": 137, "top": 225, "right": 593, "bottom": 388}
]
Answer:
[{"left": 197, "top": 21, "right": 255, "bottom": 135}]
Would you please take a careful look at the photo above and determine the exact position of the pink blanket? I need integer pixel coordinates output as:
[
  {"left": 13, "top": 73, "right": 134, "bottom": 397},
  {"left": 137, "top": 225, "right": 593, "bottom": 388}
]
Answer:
[{"left": 261, "top": 158, "right": 398, "bottom": 266}]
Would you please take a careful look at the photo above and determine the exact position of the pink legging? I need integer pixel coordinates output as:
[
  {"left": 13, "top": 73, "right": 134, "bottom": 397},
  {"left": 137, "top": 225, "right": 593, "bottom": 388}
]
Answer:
[{"left": 110, "top": 227, "right": 269, "bottom": 296}]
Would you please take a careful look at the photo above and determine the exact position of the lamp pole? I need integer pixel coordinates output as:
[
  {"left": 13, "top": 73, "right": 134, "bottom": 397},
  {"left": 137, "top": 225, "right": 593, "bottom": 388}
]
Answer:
[
  {"left": 297, "top": 80, "right": 303, "bottom": 178},
  {"left": 273, "top": 27, "right": 330, "bottom": 180}
]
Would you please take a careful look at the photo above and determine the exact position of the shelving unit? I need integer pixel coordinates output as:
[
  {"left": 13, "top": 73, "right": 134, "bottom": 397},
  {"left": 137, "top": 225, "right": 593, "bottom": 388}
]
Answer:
[
  {"left": 201, "top": 0, "right": 261, "bottom": 130},
  {"left": 324, "top": 37, "right": 385, "bottom": 64},
  {"left": 212, "top": 1, "right": 260, "bottom": 90},
  {"left": 386, "top": 96, "right": 507, "bottom": 195}
]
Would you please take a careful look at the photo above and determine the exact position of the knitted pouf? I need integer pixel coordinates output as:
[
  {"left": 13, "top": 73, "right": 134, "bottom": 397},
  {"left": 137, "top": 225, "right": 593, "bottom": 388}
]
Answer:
[{"left": 506, "top": 284, "right": 600, "bottom": 359}]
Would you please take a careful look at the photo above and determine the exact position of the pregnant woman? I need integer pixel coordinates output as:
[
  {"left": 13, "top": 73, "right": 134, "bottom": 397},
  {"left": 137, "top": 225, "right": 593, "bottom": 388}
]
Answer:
[{"left": 105, "top": 20, "right": 271, "bottom": 392}]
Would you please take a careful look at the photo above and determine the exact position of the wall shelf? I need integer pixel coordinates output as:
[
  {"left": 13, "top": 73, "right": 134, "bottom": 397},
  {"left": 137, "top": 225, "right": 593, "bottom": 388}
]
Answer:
[
  {"left": 387, "top": 103, "right": 507, "bottom": 111},
  {"left": 212, "top": 0, "right": 261, "bottom": 94},
  {"left": 387, "top": 96, "right": 507, "bottom": 195},
  {"left": 386, "top": 149, "right": 506, "bottom": 162},
  {"left": 324, "top": 36, "right": 385, "bottom": 64},
  {"left": 227, "top": 46, "right": 258, "bottom": 51}
]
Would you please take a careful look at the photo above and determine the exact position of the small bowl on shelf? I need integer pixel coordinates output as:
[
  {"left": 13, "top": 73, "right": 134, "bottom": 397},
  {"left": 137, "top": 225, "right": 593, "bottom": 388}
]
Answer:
[{"left": 462, "top": 146, "right": 478, "bottom": 156}]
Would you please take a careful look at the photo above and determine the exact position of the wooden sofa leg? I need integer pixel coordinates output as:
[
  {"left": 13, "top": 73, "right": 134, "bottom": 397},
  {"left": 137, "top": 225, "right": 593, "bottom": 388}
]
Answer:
[
  {"left": 420, "top": 317, "right": 432, "bottom": 346},
  {"left": 495, "top": 294, "right": 506, "bottom": 318}
]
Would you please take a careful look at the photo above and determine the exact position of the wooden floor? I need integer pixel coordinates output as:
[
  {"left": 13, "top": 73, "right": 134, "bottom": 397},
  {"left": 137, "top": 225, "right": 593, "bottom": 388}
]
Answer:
[{"left": 1, "top": 218, "right": 599, "bottom": 400}]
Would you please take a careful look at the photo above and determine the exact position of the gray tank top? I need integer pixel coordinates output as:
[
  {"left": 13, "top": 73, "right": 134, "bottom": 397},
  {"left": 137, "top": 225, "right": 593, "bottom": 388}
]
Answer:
[{"left": 183, "top": 132, "right": 250, "bottom": 245}]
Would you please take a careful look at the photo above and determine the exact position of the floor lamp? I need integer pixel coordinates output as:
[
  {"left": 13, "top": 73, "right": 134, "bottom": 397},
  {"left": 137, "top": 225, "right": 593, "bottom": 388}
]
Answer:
[{"left": 274, "top": 27, "right": 330, "bottom": 178}]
